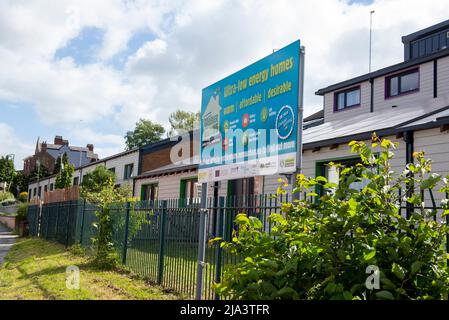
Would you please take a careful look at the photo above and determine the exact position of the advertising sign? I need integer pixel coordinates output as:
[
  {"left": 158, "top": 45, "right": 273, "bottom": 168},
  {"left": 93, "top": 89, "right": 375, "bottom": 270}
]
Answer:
[{"left": 199, "top": 40, "right": 301, "bottom": 183}]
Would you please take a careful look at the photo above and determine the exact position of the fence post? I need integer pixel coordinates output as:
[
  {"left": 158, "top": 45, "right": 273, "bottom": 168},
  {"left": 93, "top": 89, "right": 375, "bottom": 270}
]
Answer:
[
  {"left": 122, "top": 202, "right": 131, "bottom": 265},
  {"left": 79, "top": 199, "right": 86, "bottom": 245},
  {"left": 65, "top": 201, "right": 72, "bottom": 247},
  {"left": 157, "top": 200, "right": 168, "bottom": 285},
  {"left": 196, "top": 183, "right": 208, "bottom": 300},
  {"left": 214, "top": 196, "right": 225, "bottom": 300},
  {"left": 447, "top": 192, "right": 449, "bottom": 268}
]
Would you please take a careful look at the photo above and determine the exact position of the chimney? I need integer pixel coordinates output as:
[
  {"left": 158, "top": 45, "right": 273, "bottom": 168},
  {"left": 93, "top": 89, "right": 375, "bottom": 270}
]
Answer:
[
  {"left": 41, "top": 141, "right": 47, "bottom": 152},
  {"left": 86, "top": 144, "right": 94, "bottom": 152},
  {"left": 54, "top": 135, "right": 64, "bottom": 145}
]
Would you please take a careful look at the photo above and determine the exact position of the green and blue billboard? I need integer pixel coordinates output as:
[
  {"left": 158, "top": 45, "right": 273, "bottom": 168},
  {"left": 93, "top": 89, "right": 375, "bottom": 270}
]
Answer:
[{"left": 199, "top": 40, "right": 301, "bottom": 183}]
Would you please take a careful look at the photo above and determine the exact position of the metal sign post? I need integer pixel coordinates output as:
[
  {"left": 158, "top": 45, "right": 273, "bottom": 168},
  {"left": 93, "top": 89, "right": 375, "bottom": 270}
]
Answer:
[
  {"left": 196, "top": 182, "right": 208, "bottom": 300},
  {"left": 292, "top": 46, "right": 305, "bottom": 202}
]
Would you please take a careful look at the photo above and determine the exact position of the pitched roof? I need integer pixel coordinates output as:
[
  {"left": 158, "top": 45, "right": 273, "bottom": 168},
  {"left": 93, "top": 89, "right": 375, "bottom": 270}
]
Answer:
[
  {"left": 303, "top": 105, "right": 449, "bottom": 149},
  {"left": 315, "top": 47, "right": 449, "bottom": 96}
]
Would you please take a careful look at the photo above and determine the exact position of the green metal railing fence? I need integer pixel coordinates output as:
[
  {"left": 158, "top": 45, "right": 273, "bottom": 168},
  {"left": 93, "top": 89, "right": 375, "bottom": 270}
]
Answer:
[
  {"left": 26, "top": 190, "right": 448, "bottom": 300},
  {"left": 26, "top": 194, "right": 286, "bottom": 299}
]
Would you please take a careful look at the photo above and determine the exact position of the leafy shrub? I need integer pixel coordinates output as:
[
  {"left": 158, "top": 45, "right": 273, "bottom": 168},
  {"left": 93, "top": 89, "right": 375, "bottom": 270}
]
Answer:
[
  {"left": 0, "top": 191, "right": 14, "bottom": 202},
  {"left": 16, "top": 203, "right": 28, "bottom": 221},
  {"left": 82, "top": 166, "right": 133, "bottom": 269},
  {"left": 216, "top": 135, "right": 449, "bottom": 300}
]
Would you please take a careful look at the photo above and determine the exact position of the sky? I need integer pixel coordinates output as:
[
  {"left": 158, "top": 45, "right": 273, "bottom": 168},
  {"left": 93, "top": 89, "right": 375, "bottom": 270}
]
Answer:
[{"left": 0, "top": 0, "right": 448, "bottom": 168}]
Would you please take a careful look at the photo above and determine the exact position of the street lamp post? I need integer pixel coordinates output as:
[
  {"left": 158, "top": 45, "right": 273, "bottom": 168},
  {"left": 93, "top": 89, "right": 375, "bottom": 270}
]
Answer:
[{"left": 36, "top": 159, "right": 41, "bottom": 201}]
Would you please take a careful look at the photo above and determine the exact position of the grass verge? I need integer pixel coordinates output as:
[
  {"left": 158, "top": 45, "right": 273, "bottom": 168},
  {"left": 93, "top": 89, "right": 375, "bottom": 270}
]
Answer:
[{"left": 0, "top": 238, "right": 179, "bottom": 300}]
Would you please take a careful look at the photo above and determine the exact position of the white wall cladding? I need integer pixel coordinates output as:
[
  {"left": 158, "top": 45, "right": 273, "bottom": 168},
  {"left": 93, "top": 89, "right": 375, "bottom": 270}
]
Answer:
[
  {"left": 414, "top": 128, "right": 449, "bottom": 215},
  {"left": 263, "top": 135, "right": 407, "bottom": 195},
  {"left": 134, "top": 170, "right": 198, "bottom": 200},
  {"left": 323, "top": 58, "right": 449, "bottom": 126},
  {"left": 324, "top": 81, "right": 371, "bottom": 123},
  {"left": 28, "top": 150, "right": 139, "bottom": 197},
  {"left": 437, "top": 56, "right": 449, "bottom": 102},
  {"left": 373, "top": 62, "right": 435, "bottom": 113},
  {"left": 102, "top": 151, "right": 139, "bottom": 187}
]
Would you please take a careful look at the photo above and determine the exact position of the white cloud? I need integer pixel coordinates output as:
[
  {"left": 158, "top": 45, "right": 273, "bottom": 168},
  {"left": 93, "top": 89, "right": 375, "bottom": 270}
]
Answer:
[
  {"left": 0, "top": 123, "right": 33, "bottom": 168},
  {"left": 1, "top": 0, "right": 449, "bottom": 163}
]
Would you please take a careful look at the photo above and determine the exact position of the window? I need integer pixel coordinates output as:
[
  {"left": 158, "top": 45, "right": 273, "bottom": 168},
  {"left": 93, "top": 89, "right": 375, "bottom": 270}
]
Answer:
[
  {"left": 334, "top": 86, "right": 361, "bottom": 111},
  {"left": 410, "top": 30, "right": 449, "bottom": 59},
  {"left": 141, "top": 183, "right": 158, "bottom": 201},
  {"left": 124, "top": 164, "right": 134, "bottom": 180},
  {"left": 317, "top": 157, "right": 377, "bottom": 197},
  {"left": 386, "top": 69, "right": 419, "bottom": 98},
  {"left": 73, "top": 177, "right": 79, "bottom": 186},
  {"left": 38, "top": 186, "right": 42, "bottom": 198},
  {"left": 108, "top": 167, "right": 116, "bottom": 174},
  {"left": 33, "top": 188, "right": 37, "bottom": 196},
  {"left": 180, "top": 178, "right": 200, "bottom": 205},
  {"left": 50, "top": 183, "right": 54, "bottom": 191},
  {"left": 44, "top": 185, "right": 48, "bottom": 193}
]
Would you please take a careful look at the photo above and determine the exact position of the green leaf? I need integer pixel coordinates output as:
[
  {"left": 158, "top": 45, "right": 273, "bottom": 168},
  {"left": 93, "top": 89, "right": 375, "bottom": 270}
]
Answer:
[
  {"left": 392, "top": 263, "right": 406, "bottom": 280},
  {"left": 343, "top": 291, "right": 353, "bottom": 300},
  {"left": 249, "top": 216, "right": 263, "bottom": 229},
  {"left": 420, "top": 173, "right": 441, "bottom": 190},
  {"left": 363, "top": 250, "right": 376, "bottom": 261},
  {"left": 235, "top": 214, "right": 249, "bottom": 225},
  {"left": 375, "top": 290, "right": 394, "bottom": 300},
  {"left": 411, "top": 261, "right": 424, "bottom": 275}
]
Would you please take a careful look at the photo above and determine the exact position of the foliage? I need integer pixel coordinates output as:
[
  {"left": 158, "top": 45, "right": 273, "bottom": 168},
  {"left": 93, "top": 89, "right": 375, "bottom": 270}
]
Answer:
[
  {"left": 11, "top": 172, "right": 29, "bottom": 197},
  {"left": 168, "top": 110, "right": 200, "bottom": 137},
  {"left": 16, "top": 203, "right": 28, "bottom": 221},
  {"left": 55, "top": 153, "right": 74, "bottom": 189},
  {"left": 81, "top": 165, "right": 116, "bottom": 194},
  {"left": 81, "top": 167, "right": 132, "bottom": 269},
  {"left": 125, "top": 119, "right": 165, "bottom": 150},
  {"left": 53, "top": 155, "right": 62, "bottom": 174},
  {"left": 0, "top": 191, "right": 15, "bottom": 202},
  {"left": 216, "top": 135, "right": 449, "bottom": 300},
  {"left": 18, "top": 192, "right": 28, "bottom": 203},
  {"left": 0, "top": 156, "right": 15, "bottom": 190},
  {"left": 29, "top": 163, "right": 50, "bottom": 182}
]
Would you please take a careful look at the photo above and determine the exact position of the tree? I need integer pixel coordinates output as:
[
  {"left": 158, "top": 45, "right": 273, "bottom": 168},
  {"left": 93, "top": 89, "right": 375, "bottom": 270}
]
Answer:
[
  {"left": 11, "top": 171, "right": 29, "bottom": 197},
  {"left": 81, "top": 165, "right": 131, "bottom": 269},
  {"left": 53, "top": 155, "right": 62, "bottom": 174},
  {"left": 125, "top": 119, "right": 165, "bottom": 150},
  {"left": 29, "top": 163, "right": 50, "bottom": 182},
  {"left": 168, "top": 110, "right": 200, "bottom": 137},
  {"left": 55, "top": 153, "right": 74, "bottom": 189},
  {"left": 81, "top": 165, "right": 116, "bottom": 194},
  {"left": 216, "top": 135, "right": 449, "bottom": 300},
  {"left": 0, "top": 156, "right": 15, "bottom": 190}
]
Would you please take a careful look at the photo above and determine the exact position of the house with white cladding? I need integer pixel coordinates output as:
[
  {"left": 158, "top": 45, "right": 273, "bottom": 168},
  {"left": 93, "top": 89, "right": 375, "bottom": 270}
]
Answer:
[{"left": 133, "top": 19, "right": 449, "bottom": 219}]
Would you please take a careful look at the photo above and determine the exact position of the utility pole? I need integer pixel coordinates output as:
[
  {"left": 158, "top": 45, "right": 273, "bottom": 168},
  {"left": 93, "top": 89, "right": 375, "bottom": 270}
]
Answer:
[
  {"left": 369, "top": 10, "right": 375, "bottom": 73},
  {"left": 36, "top": 159, "right": 41, "bottom": 201}
]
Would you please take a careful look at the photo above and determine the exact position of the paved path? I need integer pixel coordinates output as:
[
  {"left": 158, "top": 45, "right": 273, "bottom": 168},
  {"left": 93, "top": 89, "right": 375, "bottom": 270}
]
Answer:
[{"left": 0, "top": 223, "right": 17, "bottom": 265}]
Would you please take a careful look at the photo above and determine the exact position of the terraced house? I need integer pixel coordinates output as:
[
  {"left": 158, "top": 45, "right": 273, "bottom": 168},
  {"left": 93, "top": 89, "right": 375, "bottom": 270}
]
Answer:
[
  {"left": 28, "top": 20, "right": 449, "bottom": 216},
  {"left": 134, "top": 19, "right": 449, "bottom": 213}
]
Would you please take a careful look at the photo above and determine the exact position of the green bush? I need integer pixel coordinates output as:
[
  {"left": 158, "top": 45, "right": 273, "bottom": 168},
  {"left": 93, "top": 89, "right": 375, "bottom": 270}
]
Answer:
[
  {"left": 16, "top": 203, "right": 28, "bottom": 221},
  {"left": 0, "top": 191, "right": 14, "bottom": 202},
  {"left": 216, "top": 135, "right": 449, "bottom": 300}
]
